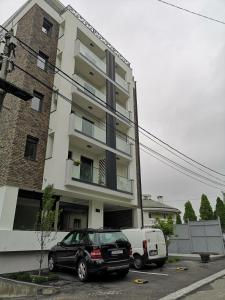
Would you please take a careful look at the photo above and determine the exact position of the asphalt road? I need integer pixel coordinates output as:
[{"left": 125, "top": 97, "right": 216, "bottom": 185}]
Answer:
[{"left": 12, "top": 258, "right": 225, "bottom": 300}]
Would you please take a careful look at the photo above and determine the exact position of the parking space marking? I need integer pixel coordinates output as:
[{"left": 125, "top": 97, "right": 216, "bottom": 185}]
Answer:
[{"left": 130, "top": 270, "right": 168, "bottom": 276}]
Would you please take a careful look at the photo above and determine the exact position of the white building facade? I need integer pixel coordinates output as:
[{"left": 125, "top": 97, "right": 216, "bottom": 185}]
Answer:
[{"left": 0, "top": 0, "right": 142, "bottom": 273}]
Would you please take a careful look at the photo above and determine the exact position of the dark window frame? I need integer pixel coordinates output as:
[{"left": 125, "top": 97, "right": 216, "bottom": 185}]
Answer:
[
  {"left": 31, "top": 91, "right": 44, "bottom": 112},
  {"left": 24, "top": 135, "right": 39, "bottom": 161},
  {"left": 42, "top": 18, "right": 53, "bottom": 36}
]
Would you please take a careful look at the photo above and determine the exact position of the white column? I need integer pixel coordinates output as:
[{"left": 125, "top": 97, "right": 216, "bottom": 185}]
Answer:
[
  {"left": 0, "top": 186, "right": 19, "bottom": 230},
  {"left": 88, "top": 200, "right": 103, "bottom": 229},
  {"left": 133, "top": 208, "right": 142, "bottom": 228}
]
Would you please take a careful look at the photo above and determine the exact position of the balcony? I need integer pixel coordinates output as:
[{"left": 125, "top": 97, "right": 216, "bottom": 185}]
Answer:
[
  {"left": 116, "top": 136, "right": 131, "bottom": 156},
  {"left": 75, "top": 40, "right": 106, "bottom": 73},
  {"left": 72, "top": 114, "right": 106, "bottom": 144},
  {"left": 70, "top": 162, "right": 133, "bottom": 193},
  {"left": 117, "top": 175, "right": 133, "bottom": 193},
  {"left": 70, "top": 114, "right": 132, "bottom": 156},
  {"left": 116, "top": 103, "right": 130, "bottom": 121},
  {"left": 115, "top": 73, "right": 129, "bottom": 91},
  {"left": 73, "top": 74, "right": 106, "bottom": 103}
]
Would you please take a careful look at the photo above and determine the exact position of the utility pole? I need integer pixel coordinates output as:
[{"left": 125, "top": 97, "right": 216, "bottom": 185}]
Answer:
[
  {"left": 0, "top": 29, "right": 32, "bottom": 110},
  {"left": 0, "top": 29, "right": 16, "bottom": 110}
]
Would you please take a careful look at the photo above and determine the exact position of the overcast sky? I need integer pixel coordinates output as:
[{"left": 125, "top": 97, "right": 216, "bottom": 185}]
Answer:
[{"left": 1, "top": 0, "right": 225, "bottom": 216}]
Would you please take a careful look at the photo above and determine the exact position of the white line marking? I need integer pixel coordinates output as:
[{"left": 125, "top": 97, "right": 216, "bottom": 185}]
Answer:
[
  {"left": 130, "top": 270, "right": 168, "bottom": 276},
  {"left": 158, "top": 268, "right": 225, "bottom": 300}
]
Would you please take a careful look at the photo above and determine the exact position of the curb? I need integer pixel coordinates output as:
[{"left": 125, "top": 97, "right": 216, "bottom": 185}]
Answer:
[{"left": 158, "top": 268, "right": 225, "bottom": 300}]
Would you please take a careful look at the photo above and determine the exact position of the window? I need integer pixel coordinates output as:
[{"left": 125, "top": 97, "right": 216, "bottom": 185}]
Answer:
[
  {"left": 42, "top": 18, "right": 53, "bottom": 35},
  {"left": 37, "top": 51, "right": 49, "bottom": 70},
  {"left": 24, "top": 136, "right": 38, "bottom": 160},
  {"left": 31, "top": 91, "right": 43, "bottom": 112},
  {"left": 68, "top": 151, "right": 73, "bottom": 160},
  {"left": 148, "top": 213, "right": 152, "bottom": 218},
  {"left": 14, "top": 197, "right": 41, "bottom": 230},
  {"left": 73, "top": 219, "right": 81, "bottom": 229}
]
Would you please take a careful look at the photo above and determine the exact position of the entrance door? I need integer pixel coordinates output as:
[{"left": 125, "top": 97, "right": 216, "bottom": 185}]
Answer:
[{"left": 80, "top": 156, "right": 93, "bottom": 183}]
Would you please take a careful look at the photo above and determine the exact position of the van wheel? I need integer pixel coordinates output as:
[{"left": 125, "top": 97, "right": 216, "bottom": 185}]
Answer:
[{"left": 133, "top": 255, "right": 144, "bottom": 270}]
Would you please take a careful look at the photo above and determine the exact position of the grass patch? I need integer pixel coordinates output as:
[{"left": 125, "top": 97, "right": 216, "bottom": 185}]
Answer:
[
  {"left": 167, "top": 257, "right": 180, "bottom": 263},
  {"left": 8, "top": 272, "right": 58, "bottom": 284}
]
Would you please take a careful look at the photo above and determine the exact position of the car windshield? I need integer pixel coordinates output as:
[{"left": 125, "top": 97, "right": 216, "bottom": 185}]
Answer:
[{"left": 98, "top": 231, "right": 128, "bottom": 244}]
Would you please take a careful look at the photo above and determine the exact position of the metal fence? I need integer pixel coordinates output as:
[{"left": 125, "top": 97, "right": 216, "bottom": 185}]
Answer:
[{"left": 168, "top": 219, "right": 225, "bottom": 255}]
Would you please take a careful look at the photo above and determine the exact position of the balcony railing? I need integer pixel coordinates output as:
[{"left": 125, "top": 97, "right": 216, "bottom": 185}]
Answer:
[
  {"left": 72, "top": 164, "right": 106, "bottom": 186},
  {"left": 70, "top": 114, "right": 131, "bottom": 156},
  {"left": 116, "top": 136, "right": 131, "bottom": 156},
  {"left": 73, "top": 114, "right": 106, "bottom": 144},
  {"left": 71, "top": 163, "right": 133, "bottom": 193},
  {"left": 116, "top": 103, "right": 130, "bottom": 121},
  {"left": 115, "top": 73, "right": 129, "bottom": 91},
  {"left": 76, "top": 40, "right": 106, "bottom": 72},
  {"left": 117, "top": 175, "right": 133, "bottom": 193},
  {"left": 73, "top": 74, "right": 106, "bottom": 103}
]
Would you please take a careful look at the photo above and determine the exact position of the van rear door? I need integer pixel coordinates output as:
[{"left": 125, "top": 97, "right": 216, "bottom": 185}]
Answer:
[
  {"left": 156, "top": 231, "right": 167, "bottom": 256},
  {"left": 146, "top": 230, "right": 158, "bottom": 257}
]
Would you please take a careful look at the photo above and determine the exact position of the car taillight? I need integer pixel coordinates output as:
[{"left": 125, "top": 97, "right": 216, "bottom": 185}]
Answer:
[
  {"left": 90, "top": 248, "right": 102, "bottom": 259},
  {"left": 143, "top": 240, "right": 147, "bottom": 254}
]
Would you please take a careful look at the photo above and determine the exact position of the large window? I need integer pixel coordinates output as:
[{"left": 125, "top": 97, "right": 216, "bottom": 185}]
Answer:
[
  {"left": 37, "top": 51, "right": 49, "bottom": 70},
  {"left": 31, "top": 91, "right": 43, "bottom": 112},
  {"left": 14, "top": 197, "right": 41, "bottom": 230},
  {"left": 24, "top": 135, "right": 38, "bottom": 160}
]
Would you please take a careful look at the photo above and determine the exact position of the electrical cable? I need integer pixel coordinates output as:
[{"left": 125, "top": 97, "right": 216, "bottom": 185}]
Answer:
[
  {"left": 156, "top": 0, "right": 225, "bottom": 25},
  {"left": 1, "top": 23, "right": 224, "bottom": 177}
]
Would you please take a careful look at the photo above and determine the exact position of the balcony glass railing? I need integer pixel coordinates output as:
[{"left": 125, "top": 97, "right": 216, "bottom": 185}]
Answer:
[
  {"left": 72, "top": 164, "right": 106, "bottom": 186},
  {"left": 117, "top": 175, "right": 133, "bottom": 193},
  {"left": 73, "top": 74, "right": 106, "bottom": 103},
  {"left": 78, "top": 41, "right": 106, "bottom": 72},
  {"left": 115, "top": 73, "right": 129, "bottom": 91},
  {"left": 116, "top": 136, "right": 131, "bottom": 156},
  {"left": 71, "top": 163, "right": 132, "bottom": 193},
  {"left": 116, "top": 103, "right": 130, "bottom": 121},
  {"left": 73, "top": 114, "right": 106, "bottom": 144}
]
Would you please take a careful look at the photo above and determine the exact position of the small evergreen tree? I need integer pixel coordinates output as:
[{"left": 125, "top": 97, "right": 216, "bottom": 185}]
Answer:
[
  {"left": 183, "top": 201, "right": 197, "bottom": 223},
  {"left": 176, "top": 213, "right": 182, "bottom": 224},
  {"left": 199, "top": 194, "right": 214, "bottom": 220},
  {"left": 214, "top": 197, "right": 225, "bottom": 230},
  {"left": 36, "top": 185, "right": 60, "bottom": 275}
]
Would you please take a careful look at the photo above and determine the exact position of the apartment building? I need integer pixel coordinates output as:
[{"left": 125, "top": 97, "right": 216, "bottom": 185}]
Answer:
[{"left": 0, "top": 0, "right": 142, "bottom": 272}]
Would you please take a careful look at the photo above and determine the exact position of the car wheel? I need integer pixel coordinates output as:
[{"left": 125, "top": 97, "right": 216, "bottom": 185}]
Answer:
[
  {"left": 77, "top": 259, "right": 89, "bottom": 282},
  {"left": 117, "top": 268, "right": 129, "bottom": 278},
  {"left": 156, "top": 259, "right": 166, "bottom": 268},
  {"left": 48, "top": 255, "right": 57, "bottom": 272},
  {"left": 133, "top": 255, "right": 144, "bottom": 270}
]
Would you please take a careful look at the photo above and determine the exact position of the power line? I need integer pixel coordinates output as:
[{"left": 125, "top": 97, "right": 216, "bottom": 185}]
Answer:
[
  {"left": 156, "top": 0, "right": 225, "bottom": 25},
  {"left": 140, "top": 147, "right": 221, "bottom": 190},
  {"left": 13, "top": 62, "right": 225, "bottom": 190},
  {"left": 2, "top": 23, "right": 225, "bottom": 178}
]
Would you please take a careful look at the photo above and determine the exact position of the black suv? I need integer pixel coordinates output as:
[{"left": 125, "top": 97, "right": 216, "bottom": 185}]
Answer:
[{"left": 48, "top": 229, "right": 132, "bottom": 281}]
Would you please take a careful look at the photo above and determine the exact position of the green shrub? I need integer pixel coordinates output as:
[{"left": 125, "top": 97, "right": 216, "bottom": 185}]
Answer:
[
  {"left": 9, "top": 272, "right": 31, "bottom": 282},
  {"left": 167, "top": 257, "right": 180, "bottom": 263}
]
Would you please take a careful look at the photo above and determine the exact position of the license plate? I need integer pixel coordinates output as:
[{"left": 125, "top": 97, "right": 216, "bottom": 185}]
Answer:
[
  {"left": 149, "top": 250, "right": 158, "bottom": 256},
  {"left": 111, "top": 250, "right": 123, "bottom": 255}
]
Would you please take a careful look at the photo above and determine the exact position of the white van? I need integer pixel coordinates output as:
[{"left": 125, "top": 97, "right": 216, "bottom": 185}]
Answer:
[{"left": 122, "top": 228, "right": 167, "bottom": 269}]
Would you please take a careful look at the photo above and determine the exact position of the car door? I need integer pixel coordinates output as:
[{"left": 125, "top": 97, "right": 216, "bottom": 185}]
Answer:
[{"left": 55, "top": 232, "right": 77, "bottom": 268}]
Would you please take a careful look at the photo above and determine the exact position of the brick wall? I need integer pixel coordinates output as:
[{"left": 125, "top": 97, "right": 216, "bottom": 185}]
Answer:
[{"left": 0, "top": 4, "right": 59, "bottom": 190}]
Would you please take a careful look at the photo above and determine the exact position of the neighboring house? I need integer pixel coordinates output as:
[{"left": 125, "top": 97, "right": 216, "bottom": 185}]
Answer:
[
  {"left": 142, "top": 195, "right": 180, "bottom": 226},
  {"left": 0, "top": 0, "right": 142, "bottom": 273}
]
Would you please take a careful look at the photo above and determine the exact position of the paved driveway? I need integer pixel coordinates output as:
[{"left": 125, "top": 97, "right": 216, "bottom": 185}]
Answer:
[{"left": 15, "top": 258, "right": 225, "bottom": 300}]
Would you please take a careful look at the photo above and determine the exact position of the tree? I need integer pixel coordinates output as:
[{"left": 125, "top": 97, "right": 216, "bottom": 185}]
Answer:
[
  {"left": 176, "top": 213, "right": 182, "bottom": 224},
  {"left": 154, "top": 215, "right": 174, "bottom": 245},
  {"left": 199, "top": 194, "right": 214, "bottom": 220},
  {"left": 35, "top": 185, "right": 59, "bottom": 275},
  {"left": 183, "top": 201, "right": 197, "bottom": 223},
  {"left": 214, "top": 197, "right": 225, "bottom": 230}
]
